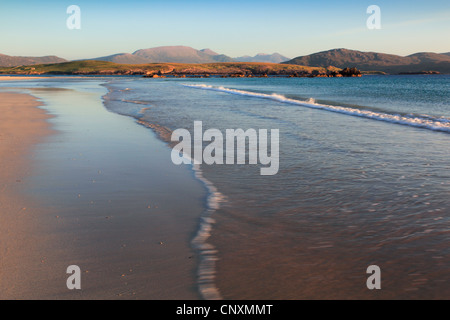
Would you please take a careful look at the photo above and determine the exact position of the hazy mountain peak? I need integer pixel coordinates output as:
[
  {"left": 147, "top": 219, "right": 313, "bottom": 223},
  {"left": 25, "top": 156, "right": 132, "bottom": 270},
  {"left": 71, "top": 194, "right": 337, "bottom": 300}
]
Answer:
[
  {"left": 235, "top": 52, "right": 290, "bottom": 63},
  {"left": 200, "top": 48, "right": 219, "bottom": 56}
]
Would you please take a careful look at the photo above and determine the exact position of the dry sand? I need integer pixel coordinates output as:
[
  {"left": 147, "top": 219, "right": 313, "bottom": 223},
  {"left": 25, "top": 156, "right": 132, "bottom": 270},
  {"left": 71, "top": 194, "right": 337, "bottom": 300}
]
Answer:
[
  {"left": 0, "top": 77, "right": 53, "bottom": 81},
  {"left": 0, "top": 92, "right": 54, "bottom": 298}
]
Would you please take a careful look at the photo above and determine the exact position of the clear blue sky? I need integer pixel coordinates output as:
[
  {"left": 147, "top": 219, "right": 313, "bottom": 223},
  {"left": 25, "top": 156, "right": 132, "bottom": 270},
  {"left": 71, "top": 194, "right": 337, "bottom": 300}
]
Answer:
[{"left": 1, "top": 0, "right": 449, "bottom": 60}]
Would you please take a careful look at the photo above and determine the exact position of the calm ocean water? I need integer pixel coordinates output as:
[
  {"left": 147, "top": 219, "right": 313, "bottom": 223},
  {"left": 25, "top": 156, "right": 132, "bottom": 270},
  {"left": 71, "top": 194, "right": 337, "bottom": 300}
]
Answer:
[
  {"left": 2, "top": 75, "right": 447, "bottom": 298},
  {"left": 104, "top": 75, "right": 450, "bottom": 299}
]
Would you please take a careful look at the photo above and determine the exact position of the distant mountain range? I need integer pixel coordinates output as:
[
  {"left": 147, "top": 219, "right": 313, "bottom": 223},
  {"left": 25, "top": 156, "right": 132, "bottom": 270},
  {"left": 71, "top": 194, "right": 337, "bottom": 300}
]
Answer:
[
  {"left": 0, "top": 53, "right": 66, "bottom": 67},
  {"left": 1, "top": 47, "right": 450, "bottom": 74},
  {"left": 235, "top": 53, "right": 290, "bottom": 63},
  {"left": 92, "top": 46, "right": 290, "bottom": 64},
  {"left": 284, "top": 48, "right": 450, "bottom": 74},
  {"left": 92, "top": 46, "right": 235, "bottom": 64},
  {"left": 0, "top": 46, "right": 289, "bottom": 67}
]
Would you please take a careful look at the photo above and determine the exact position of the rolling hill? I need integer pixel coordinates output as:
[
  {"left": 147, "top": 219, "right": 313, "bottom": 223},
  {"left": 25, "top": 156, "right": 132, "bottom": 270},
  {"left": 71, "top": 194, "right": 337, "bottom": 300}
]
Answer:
[
  {"left": 0, "top": 54, "right": 67, "bottom": 67},
  {"left": 284, "top": 48, "right": 450, "bottom": 74}
]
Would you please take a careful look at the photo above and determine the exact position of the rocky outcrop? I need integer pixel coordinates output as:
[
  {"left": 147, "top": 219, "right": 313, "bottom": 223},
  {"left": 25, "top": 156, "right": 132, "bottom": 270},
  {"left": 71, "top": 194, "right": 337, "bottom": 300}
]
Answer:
[{"left": 338, "top": 67, "right": 362, "bottom": 77}]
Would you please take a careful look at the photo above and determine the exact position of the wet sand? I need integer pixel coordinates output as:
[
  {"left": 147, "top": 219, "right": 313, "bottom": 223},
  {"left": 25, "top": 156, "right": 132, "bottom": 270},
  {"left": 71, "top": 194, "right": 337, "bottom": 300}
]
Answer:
[
  {"left": 0, "top": 83, "right": 206, "bottom": 299},
  {"left": 0, "top": 77, "right": 54, "bottom": 82}
]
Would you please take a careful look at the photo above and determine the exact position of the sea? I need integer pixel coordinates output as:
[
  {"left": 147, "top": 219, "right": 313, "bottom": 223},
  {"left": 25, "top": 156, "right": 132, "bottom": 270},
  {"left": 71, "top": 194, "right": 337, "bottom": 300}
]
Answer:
[
  {"left": 2, "top": 74, "right": 449, "bottom": 299},
  {"left": 104, "top": 74, "right": 450, "bottom": 299}
]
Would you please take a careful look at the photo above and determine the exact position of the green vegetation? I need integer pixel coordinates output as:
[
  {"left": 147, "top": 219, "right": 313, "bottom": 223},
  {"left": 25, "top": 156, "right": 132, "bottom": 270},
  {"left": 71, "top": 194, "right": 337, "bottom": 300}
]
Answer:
[{"left": 0, "top": 60, "right": 335, "bottom": 76}]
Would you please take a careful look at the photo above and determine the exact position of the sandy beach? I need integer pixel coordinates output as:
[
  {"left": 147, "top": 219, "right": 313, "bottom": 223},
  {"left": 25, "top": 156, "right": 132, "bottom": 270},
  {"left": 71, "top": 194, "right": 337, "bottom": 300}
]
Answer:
[
  {"left": 0, "top": 82, "right": 206, "bottom": 299},
  {"left": 0, "top": 92, "right": 54, "bottom": 298},
  {"left": 0, "top": 77, "right": 53, "bottom": 81}
]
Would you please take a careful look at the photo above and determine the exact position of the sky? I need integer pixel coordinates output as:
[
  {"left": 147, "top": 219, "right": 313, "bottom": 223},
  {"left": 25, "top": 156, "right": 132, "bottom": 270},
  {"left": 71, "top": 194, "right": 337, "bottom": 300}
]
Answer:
[{"left": 1, "top": 0, "right": 449, "bottom": 60}]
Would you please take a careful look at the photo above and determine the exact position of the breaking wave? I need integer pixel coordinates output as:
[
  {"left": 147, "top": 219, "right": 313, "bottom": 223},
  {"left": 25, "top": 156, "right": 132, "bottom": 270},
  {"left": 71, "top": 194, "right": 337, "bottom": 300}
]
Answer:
[{"left": 183, "top": 84, "right": 450, "bottom": 133}]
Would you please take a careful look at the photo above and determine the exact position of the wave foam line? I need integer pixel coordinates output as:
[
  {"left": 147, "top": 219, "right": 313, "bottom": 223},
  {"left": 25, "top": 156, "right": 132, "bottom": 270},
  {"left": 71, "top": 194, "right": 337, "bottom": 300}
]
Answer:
[
  {"left": 188, "top": 154, "right": 226, "bottom": 300},
  {"left": 136, "top": 119, "right": 226, "bottom": 300},
  {"left": 103, "top": 86, "right": 226, "bottom": 299},
  {"left": 183, "top": 84, "right": 450, "bottom": 133}
]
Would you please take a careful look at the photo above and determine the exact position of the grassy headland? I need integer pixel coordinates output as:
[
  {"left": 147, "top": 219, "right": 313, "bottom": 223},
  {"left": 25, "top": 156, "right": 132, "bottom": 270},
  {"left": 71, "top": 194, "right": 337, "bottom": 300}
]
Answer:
[{"left": 0, "top": 60, "right": 347, "bottom": 77}]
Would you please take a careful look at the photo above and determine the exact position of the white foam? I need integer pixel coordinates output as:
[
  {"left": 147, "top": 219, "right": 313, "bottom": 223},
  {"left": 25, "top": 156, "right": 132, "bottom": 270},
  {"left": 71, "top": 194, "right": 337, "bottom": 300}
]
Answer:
[
  {"left": 183, "top": 84, "right": 450, "bottom": 133},
  {"left": 188, "top": 158, "right": 226, "bottom": 300},
  {"left": 105, "top": 84, "right": 226, "bottom": 299}
]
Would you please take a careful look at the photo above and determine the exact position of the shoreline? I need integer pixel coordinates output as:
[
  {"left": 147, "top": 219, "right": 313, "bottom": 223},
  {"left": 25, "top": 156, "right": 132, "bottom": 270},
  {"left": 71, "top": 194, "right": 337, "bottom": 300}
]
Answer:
[
  {"left": 102, "top": 83, "right": 225, "bottom": 300},
  {"left": 0, "top": 81, "right": 206, "bottom": 299},
  {"left": 100, "top": 76, "right": 450, "bottom": 299},
  {"left": 0, "top": 61, "right": 361, "bottom": 78}
]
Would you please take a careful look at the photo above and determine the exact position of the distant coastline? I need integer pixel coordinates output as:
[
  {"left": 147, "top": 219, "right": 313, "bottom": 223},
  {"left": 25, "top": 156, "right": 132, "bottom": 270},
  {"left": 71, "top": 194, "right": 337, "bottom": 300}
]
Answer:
[
  {"left": 0, "top": 61, "right": 444, "bottom": 78},
  {"left": 0, "top": 61, "right": 363, "bottom": 78}
]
